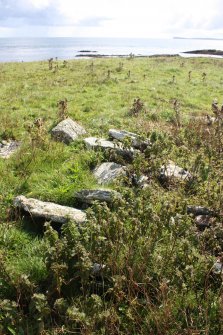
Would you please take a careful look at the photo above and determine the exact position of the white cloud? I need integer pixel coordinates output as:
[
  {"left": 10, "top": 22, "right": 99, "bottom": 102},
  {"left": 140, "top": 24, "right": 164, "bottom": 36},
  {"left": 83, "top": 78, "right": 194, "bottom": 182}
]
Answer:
[{"left": 0, "top": 0, "right": 222, "bottom": 37}]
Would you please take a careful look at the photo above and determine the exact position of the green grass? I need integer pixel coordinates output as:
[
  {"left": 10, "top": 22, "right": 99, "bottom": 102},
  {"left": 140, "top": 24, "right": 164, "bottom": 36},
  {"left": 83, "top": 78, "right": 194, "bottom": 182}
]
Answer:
[{"left": 0, "top": 56, "right": 223, "bottom": 334}]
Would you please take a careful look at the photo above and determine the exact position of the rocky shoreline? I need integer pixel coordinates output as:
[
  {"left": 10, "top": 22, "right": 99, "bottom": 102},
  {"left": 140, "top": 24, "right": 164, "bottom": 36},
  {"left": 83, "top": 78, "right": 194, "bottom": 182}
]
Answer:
[
  {"left": 76, "top": 49, "right": 223, "bottom": 58},
  {"left": 183, "top": 49, "right": 223, "bottom": 56}
]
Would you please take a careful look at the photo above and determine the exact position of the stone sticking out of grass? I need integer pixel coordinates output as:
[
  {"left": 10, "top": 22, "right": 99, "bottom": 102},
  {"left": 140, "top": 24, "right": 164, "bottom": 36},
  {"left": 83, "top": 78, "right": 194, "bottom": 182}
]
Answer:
[
  {"left": 74, "top": 189, "right": 121, "bottom": 204},
  {"left": 194, "top": 215, "right": 216, "bottom": 230},
  {"left": 187, "top": 206, "right": 213, "bottom": 216},
  {"left": 159, "top": 161, "right": 192, "bottom": 182},
  {"left": 84, "top": 137, "right": 135, "bottom": 161},
  {"left": 131, "top": 174, "right": 149, "bottom": 189},
  {"left": 0, "top": 140, "right": 21, "bottom": 159},
  {"left": 51, "top": 118, "right": 86, "bottom": 144},
  {"left": 93, "top": 162, "right": 126, "bottom": 185},
  {"left": 108, "top": 128, "right": 150, "bottom": 149},
  {"left": 14, "top": 195, "right": 86, "bottom": 224},
  {"left": 84, "top": 137, "right": 120, "bottom": 150}
]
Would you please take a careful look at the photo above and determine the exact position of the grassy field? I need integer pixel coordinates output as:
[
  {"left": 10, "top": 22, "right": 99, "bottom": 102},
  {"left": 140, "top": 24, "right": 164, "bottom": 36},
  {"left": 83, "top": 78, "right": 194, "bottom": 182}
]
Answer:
[{"left": 0, "top": 56, "right": 223, "bottom": 334}]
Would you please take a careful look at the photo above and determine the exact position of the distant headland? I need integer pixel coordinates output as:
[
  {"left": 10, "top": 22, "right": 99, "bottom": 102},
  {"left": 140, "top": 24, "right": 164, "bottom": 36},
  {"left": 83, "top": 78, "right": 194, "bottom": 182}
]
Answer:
[
  {"left": 174, "top": 36, "right": 223, "bottom": 40},
  {"left": 183, "top": 49, "right": 223, "bottom": 56}
]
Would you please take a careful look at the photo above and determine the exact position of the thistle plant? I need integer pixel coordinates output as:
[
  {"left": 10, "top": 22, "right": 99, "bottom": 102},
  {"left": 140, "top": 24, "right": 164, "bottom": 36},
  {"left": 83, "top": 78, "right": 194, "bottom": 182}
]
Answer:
[
  {"left": 58, "top": 98, "right": 68, "bottom": 120},
  {"left": 48, "top": 58, "right": 53, "bottom": 70}
]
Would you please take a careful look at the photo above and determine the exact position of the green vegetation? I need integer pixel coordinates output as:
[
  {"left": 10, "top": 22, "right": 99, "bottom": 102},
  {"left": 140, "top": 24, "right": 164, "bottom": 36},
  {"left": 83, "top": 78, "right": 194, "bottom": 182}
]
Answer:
[{"left": 0, "top": 56, "right": 223, "bottom": 334}]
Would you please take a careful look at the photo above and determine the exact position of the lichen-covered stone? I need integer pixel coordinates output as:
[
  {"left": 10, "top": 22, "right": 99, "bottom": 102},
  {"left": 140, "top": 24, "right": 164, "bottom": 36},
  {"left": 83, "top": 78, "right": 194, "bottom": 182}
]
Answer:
[
  {"left": 51, "top": 118, "right": 86, "bottom": 144},
  {"left": 93, "top": 162, "right": 126, "bottom": 184},
  {"left": 14, "top": 195, "right": 86, "bottom": 224}
]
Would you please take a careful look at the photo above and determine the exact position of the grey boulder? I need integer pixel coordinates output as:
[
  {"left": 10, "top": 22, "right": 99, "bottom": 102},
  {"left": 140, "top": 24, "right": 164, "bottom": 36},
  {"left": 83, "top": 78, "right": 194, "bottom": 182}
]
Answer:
[
  {"left": 14, "top": 195, "right": 86, "bottom": 224},
  {"left": 93, "top": 162, "right": 126, "bottom": 184},
  {"left": 51, "top": 118, "right": 86, "bottom": 144}
]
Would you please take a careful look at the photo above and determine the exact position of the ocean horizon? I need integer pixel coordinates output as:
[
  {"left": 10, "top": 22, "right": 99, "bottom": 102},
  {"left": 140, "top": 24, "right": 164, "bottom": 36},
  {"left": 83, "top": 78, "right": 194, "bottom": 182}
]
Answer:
[{"left": 0, "top": 37, "right": 223, "bottom": 63}]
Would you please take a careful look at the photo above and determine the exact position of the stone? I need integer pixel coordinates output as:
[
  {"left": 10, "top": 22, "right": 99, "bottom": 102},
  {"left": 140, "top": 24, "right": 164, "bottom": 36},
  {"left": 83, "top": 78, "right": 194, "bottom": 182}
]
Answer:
[
  {"left": 131, "top": 174, "right": 149, "bottom": 188},
  {"left": 212, "top": 261, "right": 223, "bottom": 275},
  {"left": 75, "top": 189, "right": 121, "bottom": 204},
  {"left": 84, "top": 137, "right": 122, "bottom": 150},
  {"left": 13, "top": 195, "right": 86, "bottom": 224},
  {"left": 84, "top": 137, "right": 134, "bottom": 160},
  {"left": 108, "top": 128, "right": 150, "bottom": 149},
  {"left": 160, "top": 161, "right": 192, "bottom": 181},
  {"left": 194, "top": 215, "right": 214, "bottom": 229},
  {"left": 51, "top": 118, "right": 86, "bottom": 144},
  {"left": 92, "top": 263, "right": 106, "bottom": 275},
  {"left": 187, "top": 206, "right": 213, "bottom": 216},
  {"left": 0, "top": 140, "right": 21, "bottom": 159},
  {"left": 93, "top": 162, "right": 126, "bottom": 184}
]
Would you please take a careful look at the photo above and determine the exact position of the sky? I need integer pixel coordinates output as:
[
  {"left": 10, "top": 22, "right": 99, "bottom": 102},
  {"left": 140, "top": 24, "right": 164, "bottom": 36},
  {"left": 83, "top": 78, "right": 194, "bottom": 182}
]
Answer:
[{"left": 0, "top": 0, "right": 222, "bottom": 38}]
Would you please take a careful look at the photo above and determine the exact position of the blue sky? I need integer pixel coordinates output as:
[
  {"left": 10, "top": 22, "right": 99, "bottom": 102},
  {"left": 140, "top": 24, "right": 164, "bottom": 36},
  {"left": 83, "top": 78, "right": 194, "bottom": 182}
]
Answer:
[{"left": 0, "top": 0, "right": 222, "bottom": 38}]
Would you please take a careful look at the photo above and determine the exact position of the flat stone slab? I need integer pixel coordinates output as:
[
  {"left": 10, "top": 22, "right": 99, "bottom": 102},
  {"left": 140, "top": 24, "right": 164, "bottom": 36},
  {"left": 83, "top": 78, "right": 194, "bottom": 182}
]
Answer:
[
  {"left": 51, "top": 118, "right": 86, "bottom": 144},
  {"left": 14, "top": 195, "right": 86, "bottom": 224},
  {"left": 75, "top": 189, "right": 121, "bottom": 204},
  {"left": 109, "top": 129, "right": 150, "bottom": 149},
  {"left": 93, "top": 162, "right": 126, "bottom": 184},
  {"left": 160, "top": 162, "right": 192, "bottom": 181},
  {"left": 0, "top": 140, "right": 21, "bottom": 159},
  {"left": 84, "top": 137, "right": 122, "bottom": 150}
]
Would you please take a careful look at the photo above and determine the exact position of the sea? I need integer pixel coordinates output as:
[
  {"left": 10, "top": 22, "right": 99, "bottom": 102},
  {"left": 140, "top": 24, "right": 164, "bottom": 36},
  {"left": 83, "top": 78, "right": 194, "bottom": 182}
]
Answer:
[{"left": 0, "top": 37, "right": 223, "bottom": 63}]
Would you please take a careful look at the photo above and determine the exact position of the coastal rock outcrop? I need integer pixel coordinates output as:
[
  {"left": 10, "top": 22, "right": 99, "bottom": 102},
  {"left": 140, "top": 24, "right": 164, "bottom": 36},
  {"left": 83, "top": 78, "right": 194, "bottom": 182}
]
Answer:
[
  {"left": 51, "top": 118, "right": 86, "bottom": 144},
  {"left": 14, "top": 195, "right": 86, "bottom": 224}
]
